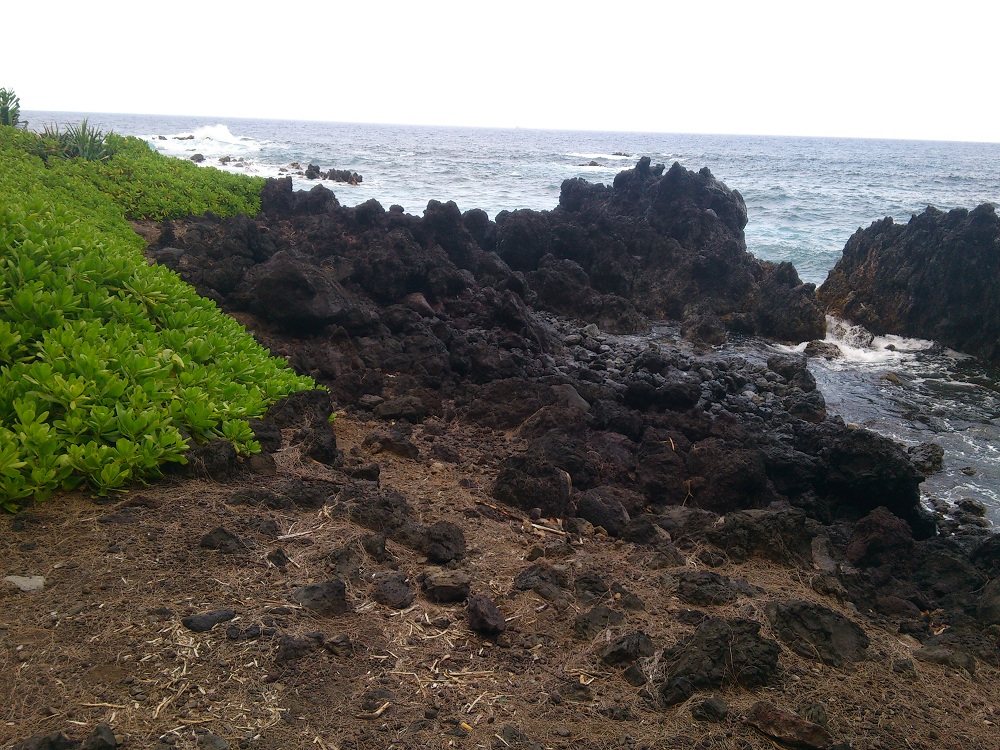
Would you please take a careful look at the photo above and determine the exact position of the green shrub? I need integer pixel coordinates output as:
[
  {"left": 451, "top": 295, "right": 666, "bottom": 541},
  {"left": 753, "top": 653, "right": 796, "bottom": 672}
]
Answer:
[
  {"left": 0, "top": 122, "right": 314, "bottom": 510},
  {"left": 54, "top": 135, "right": 265, "bottom": 220}
]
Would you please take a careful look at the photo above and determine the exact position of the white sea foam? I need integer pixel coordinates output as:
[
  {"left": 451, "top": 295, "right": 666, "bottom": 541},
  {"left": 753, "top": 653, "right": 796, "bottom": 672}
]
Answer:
[
  {"left": 145, "top": 125, "right": 274, "bottom": 169},
  {"left": 564, "top": 152, "right": 635, "bottom": 160}
]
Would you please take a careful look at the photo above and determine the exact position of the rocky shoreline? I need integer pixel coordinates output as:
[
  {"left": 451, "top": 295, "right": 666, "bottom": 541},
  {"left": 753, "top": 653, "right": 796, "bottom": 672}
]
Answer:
[{"left": 5, "top": 160, "right": 998, "bottom": 749}]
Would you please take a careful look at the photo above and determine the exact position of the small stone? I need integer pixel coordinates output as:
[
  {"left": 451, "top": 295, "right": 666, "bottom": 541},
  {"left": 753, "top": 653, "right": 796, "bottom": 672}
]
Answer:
[
  {"left": 275, "top": 633, "right": 322, "bottom": 663},
  {"left": 199, "top": 527, "right": 243, "bottom": 554},
  {"left": 745, "top": 702, "right": 833, "bottom": 749},
  {"left": 691, "top": 696, "right": 729, "bottom": 722},
  {"left": 82, "top": 724, "right": 119, "bottom": 750},
  {"left": 891, "top": 658, "right": 916, "bottom": 676},
  {"left": 196, "top": 733, "right": 229, "bottom": 750},
  {"left": 526, "top": 545, "right": 545, "bottom": 561},
  {"left": 373, "top": 572, "right": 415, "bottom": 609},
  {"left": 4, "top": 575, "right": 45, "bottom": 592},
  {"left": 600, "top": 632, "right": 654, "bottom": 666},
  {"left": 468, "top": 593, "right": 506, "bottom": 635},
  {"left": 181, "top": 610, "right": 236, "bottom": 633},
  {"left": 622, "top": 664, "right": 647, "bottom": 686},
  {"left": 422, "top": 570, "right": 471, "bottom": 602},
  {"left": 324, "top": 633, "right": 354, "bottom": 657},
  {"left": 293, "top": 579, "right": 351, "bottom": 616}
]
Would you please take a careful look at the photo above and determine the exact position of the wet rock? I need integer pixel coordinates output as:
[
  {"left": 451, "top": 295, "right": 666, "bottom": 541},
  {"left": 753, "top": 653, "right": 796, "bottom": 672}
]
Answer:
[
  {"left": 292, "top": 579, "right": 351, "bottom": 616},
  {"left": 468, "top": 593, "right": 506, "bottom": 635},
  {"left": 681, "top": 312, "right": 727, "bottom": 346},
  {"left": 908, "top": 442, "right": 945, "bottom": 475},
  {"left": 671, "top": 569, "right": 763, "bottom": 606},
  {"left": 660, "top": 618, "right": 781, "bottom": 705},
  {"left": 745, "top": 701, "right": 835, "bottom": 750},
  {"left": 421, "top": 521, "right": 467, "bottom": 563},
  {"left": 600, "top": 632, "right": 654, "bottom": 666},
  {"left": 765, "top": 600, "right": 870, "bottom": 668},
  {"left": 372, "top": 572, "right": 415, "bottom": 609},
  {"left": 182, "top": 609, "right": 236, "bottom": 633},
  {"left": 199, "top": 527, "right": 244, "bottom": 554},
  {"left": 819, "top": 203, "right": 1000, "bottom": 365},
  {"left": 691, "top": 696, "right": 729, "bottom": 722},
  {"left": 804, "top": 340, "right": 842, "bottom": 360},
  {"left": 767, "top": 353, "right": 816, "bottom": 391},
  {"left": 422, "top": 570, "right": 472, "bottom": 602}
]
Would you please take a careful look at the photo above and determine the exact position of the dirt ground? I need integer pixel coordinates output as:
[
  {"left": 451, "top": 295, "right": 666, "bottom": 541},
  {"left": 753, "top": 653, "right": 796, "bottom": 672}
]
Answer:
[{"left": 2, "top": 411, "right": 998, "bottom": 750}]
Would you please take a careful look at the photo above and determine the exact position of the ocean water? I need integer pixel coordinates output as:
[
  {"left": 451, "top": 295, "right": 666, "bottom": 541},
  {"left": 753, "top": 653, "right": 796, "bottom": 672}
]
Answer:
[{"left": 24, "top": 112, "right": 1000, "bottom": 523}]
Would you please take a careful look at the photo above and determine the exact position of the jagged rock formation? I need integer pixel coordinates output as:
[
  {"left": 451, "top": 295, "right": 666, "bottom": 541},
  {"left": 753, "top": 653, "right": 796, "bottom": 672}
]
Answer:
[{"left": 819, "top": 203, "right": 1000, "bottom": 363}]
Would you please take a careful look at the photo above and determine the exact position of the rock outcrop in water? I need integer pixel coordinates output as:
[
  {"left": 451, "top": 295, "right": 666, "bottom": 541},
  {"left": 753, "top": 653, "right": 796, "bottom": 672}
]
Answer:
[
  {"left": 819, "top": 203, "right": 1000, "bottom": 363},
  {"left": 493, "top": 158, "right": 826, "bottom": 341}
]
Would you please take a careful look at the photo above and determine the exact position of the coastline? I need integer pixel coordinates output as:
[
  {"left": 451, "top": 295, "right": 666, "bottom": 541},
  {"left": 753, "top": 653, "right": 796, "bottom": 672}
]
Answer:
[{"left": 3, "top": 138, "right": 999, "bottom": 749}]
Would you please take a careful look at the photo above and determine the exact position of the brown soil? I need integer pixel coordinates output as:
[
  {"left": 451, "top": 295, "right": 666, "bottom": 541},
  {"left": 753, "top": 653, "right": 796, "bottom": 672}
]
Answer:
[{"left": 2, "top": 412, "right": 998, "bottom": 750}]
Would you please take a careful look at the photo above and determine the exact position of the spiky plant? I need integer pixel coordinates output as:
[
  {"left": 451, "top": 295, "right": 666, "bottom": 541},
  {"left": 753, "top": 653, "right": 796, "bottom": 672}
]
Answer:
[
  {"left": 0, "top": 88, "right": 23, "bottom": 128},
  {"left": 64, "top": 119, "right": 110, "bottom": 161}
]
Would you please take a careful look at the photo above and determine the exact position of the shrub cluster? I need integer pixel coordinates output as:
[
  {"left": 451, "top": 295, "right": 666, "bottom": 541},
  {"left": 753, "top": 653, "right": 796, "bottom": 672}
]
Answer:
[{"left": 0, "top": 124, "right": 313, "bottom": 510}]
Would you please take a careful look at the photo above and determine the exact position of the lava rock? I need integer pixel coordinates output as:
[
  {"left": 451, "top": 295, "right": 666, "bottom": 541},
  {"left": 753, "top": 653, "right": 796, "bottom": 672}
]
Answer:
[
  {"left": 292, "top": 579, "right": 351, "bottom": 616},
  {"left": 372, "top": 572, "right": 415, "bottom": 609},
  {"left": 422, "top": 570, "right": 472, "bottom": 602},
  {"left": 691, "top": 696, "right": 729, "bottom": 722},
  {"left": 672, "top": 569, "right": 763, "bottom": 606},
  {"left": 745, "top": 701, "right": 835, "bottom": 750},
  {"left": 660, "top": 618, "right": 781, "bottom": 705},
  {"left": 600, "top": 632, "right": 655, "bottom": 666},
  {"left": 468, "top": 593, "right": 506, "bottom": 635},
  {"left": 819, "top": 203, "right": 1000, "bottom": 365},
  {"left": 422, "top": 521, "right": 467, "bottom": 563},
  {"left": 182, "top": 609, "right": 237, "bottom": 633},
  {"left": 765, "top": 600, "right": 870, "bottom": 668},
  {"left": 199, "top": 527, "right": 244, "bottom": 554}
]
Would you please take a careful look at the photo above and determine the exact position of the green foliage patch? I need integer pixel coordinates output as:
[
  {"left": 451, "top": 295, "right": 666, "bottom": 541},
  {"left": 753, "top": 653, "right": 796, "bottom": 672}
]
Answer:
[{"left": 0, "top": 122, "right": 313, "bottom": 510}]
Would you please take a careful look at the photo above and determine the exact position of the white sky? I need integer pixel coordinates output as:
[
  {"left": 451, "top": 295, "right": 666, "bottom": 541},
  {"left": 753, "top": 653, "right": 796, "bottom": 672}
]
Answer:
[{"left": 6, "top": 1, "right": 998, "bottom": 142}]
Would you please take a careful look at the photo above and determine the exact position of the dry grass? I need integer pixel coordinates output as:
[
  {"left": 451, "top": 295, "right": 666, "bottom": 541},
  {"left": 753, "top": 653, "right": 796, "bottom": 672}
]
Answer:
[{"left": 2, "top": 412, "right": 998, "bottom": 750}]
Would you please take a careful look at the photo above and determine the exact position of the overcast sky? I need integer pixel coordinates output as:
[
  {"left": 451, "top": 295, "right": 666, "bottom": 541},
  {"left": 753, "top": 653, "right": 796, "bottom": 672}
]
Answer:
[{"left": 6, "top": 1, "right": 997, "bottom": 142}]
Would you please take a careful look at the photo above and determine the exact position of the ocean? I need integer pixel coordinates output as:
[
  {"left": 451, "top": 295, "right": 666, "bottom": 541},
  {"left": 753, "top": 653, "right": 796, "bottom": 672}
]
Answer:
[{"left": 24, "top": 112, "right": 1000, "bottom": 523}]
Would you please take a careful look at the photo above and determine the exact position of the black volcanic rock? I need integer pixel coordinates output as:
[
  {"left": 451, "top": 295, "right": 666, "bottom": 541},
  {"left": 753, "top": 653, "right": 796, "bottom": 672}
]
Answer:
[
  {"left": 819, "top": 203, "right": 1000, "bottom": 363},
  {"left": 493, "top": 159, "right": 825, "bottom": 341}
]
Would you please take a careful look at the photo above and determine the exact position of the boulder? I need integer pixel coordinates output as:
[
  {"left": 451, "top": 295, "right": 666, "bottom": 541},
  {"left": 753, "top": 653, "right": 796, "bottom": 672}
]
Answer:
[
  {"left": 819, "top": 203, "right": 1000, "bottom": 364},
  {"left": 765, "top": 600, "right": 870, "bottom": 668}
]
